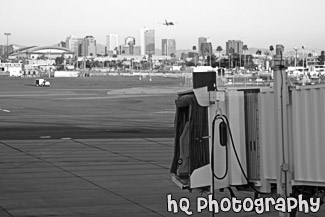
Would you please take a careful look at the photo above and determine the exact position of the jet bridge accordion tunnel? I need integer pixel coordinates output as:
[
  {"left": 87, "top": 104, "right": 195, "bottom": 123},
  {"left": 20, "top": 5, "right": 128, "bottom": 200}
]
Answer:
[{"left": 171, "top": 71, "right": 325, "bottom": 201}]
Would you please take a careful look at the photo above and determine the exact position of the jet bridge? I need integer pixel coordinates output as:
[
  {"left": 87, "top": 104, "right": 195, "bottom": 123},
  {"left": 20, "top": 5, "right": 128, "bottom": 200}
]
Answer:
[{"left": 171, "top": 45, "right": 325, "bottom": 217}]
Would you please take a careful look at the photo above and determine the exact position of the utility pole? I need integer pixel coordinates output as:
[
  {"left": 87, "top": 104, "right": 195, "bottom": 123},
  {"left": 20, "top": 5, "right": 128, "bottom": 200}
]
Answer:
[{"left": 4, "top": 33, "right": 11, "bottom": 73}]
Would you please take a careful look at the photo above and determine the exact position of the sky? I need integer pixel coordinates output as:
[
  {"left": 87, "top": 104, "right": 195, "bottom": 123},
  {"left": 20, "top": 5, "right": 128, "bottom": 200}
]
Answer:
[{"left": 1, "top": 0, "right": 325, "bottom": 53}]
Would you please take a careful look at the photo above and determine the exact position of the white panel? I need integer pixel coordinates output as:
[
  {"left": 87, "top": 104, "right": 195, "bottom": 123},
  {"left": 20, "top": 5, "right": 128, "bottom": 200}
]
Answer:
[
  {"left": 226, "top": 90, "right": 247, "bottom": 185},
  {"left": 190, "top": 164, "right": 212, "bottom": 189},
  {"left": 209, "top": 102, "right": 229, "bottom": 190},
  {"left": 54, "top": 71, "right": 79, "bottom": 77}
]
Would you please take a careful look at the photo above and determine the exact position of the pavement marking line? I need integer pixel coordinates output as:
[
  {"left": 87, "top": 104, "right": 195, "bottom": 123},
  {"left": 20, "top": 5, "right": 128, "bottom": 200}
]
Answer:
[
  {"left": 61, "top": 94, "right": 157, "bottom": 100},
  {"left": 0, "top": 204, "right": 14, "bottom": 217},
  {"left": 61, "top": 137, "right": 71, "bottom": 140},
  {"left": 40, "top": 136, "right": 51, "bottom": 139},
  {"left": 152, "top": 111, "right": 175, "bottom": 114},
  {"left": 0, "top": 93, "right": 98, "bottom": 97}
]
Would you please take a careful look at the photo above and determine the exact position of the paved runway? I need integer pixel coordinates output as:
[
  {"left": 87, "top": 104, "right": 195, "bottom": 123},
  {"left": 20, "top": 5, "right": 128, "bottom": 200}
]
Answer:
[{"left": 0, "top": 77, "right": 186, "bottom": 140}]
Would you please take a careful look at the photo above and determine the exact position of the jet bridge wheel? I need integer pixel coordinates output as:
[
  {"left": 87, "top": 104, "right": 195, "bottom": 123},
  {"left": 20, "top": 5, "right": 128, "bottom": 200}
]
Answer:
[{"left": 289, "top": 186, "right": 325, "bottom": 217}]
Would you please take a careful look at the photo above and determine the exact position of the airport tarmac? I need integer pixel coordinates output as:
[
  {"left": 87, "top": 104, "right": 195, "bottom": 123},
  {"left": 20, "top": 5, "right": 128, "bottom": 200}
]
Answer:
[
  {"left": 1, "top": 138, "right": 324, "bottom": 217},
  {"left": 0, "top": 77, "right": 324, "bottom": 216}
]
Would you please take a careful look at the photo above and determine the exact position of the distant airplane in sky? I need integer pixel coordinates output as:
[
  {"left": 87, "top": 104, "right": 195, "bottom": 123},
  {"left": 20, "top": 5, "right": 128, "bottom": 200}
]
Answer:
[{"left": 160, "top": 19, "right": 176, "bottom": 26}]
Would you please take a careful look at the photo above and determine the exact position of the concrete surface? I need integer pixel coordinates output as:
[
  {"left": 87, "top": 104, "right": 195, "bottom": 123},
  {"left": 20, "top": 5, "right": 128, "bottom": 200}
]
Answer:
[
  {"left": 0, "top": 76, "right": 324, "bottom": 216},
  {"left": 0, "top": 138, "right": 324, "bottom": 217}
]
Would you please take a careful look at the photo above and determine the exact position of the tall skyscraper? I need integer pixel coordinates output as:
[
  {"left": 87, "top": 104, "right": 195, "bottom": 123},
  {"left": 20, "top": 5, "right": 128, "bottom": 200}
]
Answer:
[
  {"left": 140, "top": 27, "right": 155, "bottom": 56},
  {"left": 226, "top": 40, "right": 243, "bottom": 55},
  {"left": 66, "top": 35, "right": 80, "bottom": 56},
  {"left": 161, "top": 39, "right": 176, "bottom": 56},
  {"left": 201, "top": 42, "right": 213, "bottom": 57},
  {"left": 198, "top": 37, "right": 207, "bottom": 56},
  {"left": 125, "top": 36, "right": 136, "bottom": 55},
  {"left": 106, "top": 34, "right": 119, "bottom": 53},
  {"left": 82, "top": 36, "right": 97, "bottom": 57},
  {"left": 77, "top": 39, "right": 84, "bottom": 56},
  {"left": 125, "top": 36, "right": 135, "bottom": 46}
]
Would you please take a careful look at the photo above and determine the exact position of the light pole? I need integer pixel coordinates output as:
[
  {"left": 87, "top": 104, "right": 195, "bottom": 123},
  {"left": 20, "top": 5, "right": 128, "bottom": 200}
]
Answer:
[
  {"left": 4, "top": 33, "right": 11, "bottom": 73},
  {"left": 239, "top": 48, "right": 241, "bottom": 69},
  {"left": 4, "top": 33, "right": 11, "bottom": 60},
  {"left": 294, "top": 47, "right": 298, "bottom": 69},
  {"left": 148, "top": 50, "right": 152, "bottom": 81},
  {"left": 209, "top": 44, "right": 212, "bottom": 67},
  {"left": 302, "top": 45, "right": 305, "bottom": 68},
  {"left": 207, "top": 37, "right": 212, "bottom": 67}
]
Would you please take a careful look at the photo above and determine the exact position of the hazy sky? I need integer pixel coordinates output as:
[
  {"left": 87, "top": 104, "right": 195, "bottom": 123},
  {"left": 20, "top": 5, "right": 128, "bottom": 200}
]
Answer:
[{"left": 1, "top": 0, "right": 325, "bottom": 52}]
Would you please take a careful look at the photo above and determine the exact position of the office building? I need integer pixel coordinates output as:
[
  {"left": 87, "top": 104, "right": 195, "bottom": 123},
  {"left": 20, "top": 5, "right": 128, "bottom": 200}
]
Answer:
[
  {"left": 201, "top": 42, "right": 213, "bottom": 57},
  {"left": 181, "top": 53, "right": 188, "bottom": 61},
  {"left": 198, "top": 37, "right": 207, "bottom": 56},
  {"left": 125, "top": 36, "right": 135, "bottom": 46},
  {"left": 161, "top": 39, "right": 176, "bottom": 56},
  {"left": 117, "top": 45, "right": 141, "bottom": 56},
  {"left": 226, "top": 40, "right": 243, "bottom": 55},
  {"left": 76, "top": 39, "right": 84, "bottom": 56},
  {"left": 188, "top": 51, "right": 199, "bottom": 63},
  {"left": 57, "top": 41, "right": 66, "bottom": 48},
  {"left": 82, "top": 36, "right": 97, "bottom": 57},
  {"left": 125, "top": 36, "right": 136, "bottom": 55},
  {"left": 66, "top": 35, "right": 80, "bottom": 56},
  {"left": 118, "top": 45, "right": 132, "bottom": 55},
  {"left": 133, "top": 46, "right": 141, "bottom": 55},
  {"left": 0, "top": 45, "right": 14, "bottom": 58},
  {"left": 140, "top": 27, "right": 155, "bottom": 56},
  {"left": 106, "top": 34, "right": 119, "bottom": 54}
]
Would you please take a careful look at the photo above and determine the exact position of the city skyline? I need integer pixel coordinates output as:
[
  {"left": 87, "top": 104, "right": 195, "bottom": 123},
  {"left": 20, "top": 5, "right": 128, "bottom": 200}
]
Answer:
[{"left": 1, "top": 0, "right": 325, "bottom": 53}]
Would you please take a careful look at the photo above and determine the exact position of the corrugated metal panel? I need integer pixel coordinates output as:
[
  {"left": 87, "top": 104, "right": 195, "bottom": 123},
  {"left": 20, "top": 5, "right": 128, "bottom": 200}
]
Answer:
[
  {"left": 258, "top": 91, "right": 277, "bottom": 181},
  {"left": 244, "top": 92, "right": 260, "bottom": 181},
  {"left": 290, "top": 87, "right": 325, "bottom": 183}
]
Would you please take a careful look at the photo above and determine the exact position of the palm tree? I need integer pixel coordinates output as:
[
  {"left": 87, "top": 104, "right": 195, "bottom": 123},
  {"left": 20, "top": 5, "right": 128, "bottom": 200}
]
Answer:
[
  {"left": 216, "top": 46, "right": 223, "bottom": 67},
  {"left": 269, "top": 45, "right": 274, "bottom": 53},
  {"left": 242, "top": 45, "right": 248, "bottom": 68}
]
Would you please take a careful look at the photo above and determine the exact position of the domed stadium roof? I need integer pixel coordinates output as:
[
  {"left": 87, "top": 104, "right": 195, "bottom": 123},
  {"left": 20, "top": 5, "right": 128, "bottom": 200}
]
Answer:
[
  {"left": 11, "top": 46, "right": 74, "bottom": 56},
  {"left": 27, "top": 46, "right": 73, "bottom": 53}
]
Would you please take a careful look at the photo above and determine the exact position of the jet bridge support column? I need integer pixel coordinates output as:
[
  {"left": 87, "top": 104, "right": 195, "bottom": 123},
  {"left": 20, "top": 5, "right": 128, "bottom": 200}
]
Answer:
[{"left": 273, "top": 44, "right": 291, "bottom": 217}]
